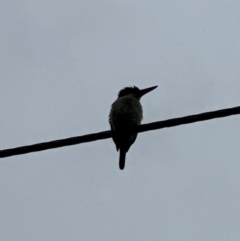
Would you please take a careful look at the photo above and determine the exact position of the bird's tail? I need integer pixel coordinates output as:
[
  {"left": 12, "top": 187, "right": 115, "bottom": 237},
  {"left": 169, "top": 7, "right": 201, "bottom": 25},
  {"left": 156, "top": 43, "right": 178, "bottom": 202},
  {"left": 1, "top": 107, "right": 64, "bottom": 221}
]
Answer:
[{"left": 119, "top": 149, "right": 126, "bottom": 170}]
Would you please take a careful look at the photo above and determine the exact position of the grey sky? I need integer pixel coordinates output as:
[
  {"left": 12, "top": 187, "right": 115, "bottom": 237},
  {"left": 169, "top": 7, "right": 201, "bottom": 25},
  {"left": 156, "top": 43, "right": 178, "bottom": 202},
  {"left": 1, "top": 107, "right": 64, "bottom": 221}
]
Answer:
[{"left": 1, "top": 1, "right": 240, "bottom": 240}]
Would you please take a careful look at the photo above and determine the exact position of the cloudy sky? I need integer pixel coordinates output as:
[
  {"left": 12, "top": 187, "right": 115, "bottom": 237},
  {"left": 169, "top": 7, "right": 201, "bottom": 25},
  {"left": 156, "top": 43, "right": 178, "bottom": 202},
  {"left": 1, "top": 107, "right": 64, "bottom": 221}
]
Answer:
[{"left": 1, "top": 1, "right": 240, "bottom": 240}]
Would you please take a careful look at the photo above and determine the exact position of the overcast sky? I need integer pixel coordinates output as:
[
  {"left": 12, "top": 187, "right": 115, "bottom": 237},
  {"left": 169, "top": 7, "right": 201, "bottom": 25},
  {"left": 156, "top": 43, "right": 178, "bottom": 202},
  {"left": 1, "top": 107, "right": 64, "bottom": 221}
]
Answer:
[{"left": 1, "top": 1, "right": 240, "bottom": 240}]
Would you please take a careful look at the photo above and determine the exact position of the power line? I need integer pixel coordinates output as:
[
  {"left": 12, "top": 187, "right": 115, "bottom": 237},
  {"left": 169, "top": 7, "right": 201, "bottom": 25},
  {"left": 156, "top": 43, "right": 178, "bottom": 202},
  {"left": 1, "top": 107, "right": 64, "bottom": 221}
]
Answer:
[
  {"left": 0, "top": 130, "right": 112, "bottom": 158},
  {"left": 1, "top": 105, "right": 240, "bottom": 158},
  {"left": 138, "top": 105, "right": 240, "bottom": 132}
]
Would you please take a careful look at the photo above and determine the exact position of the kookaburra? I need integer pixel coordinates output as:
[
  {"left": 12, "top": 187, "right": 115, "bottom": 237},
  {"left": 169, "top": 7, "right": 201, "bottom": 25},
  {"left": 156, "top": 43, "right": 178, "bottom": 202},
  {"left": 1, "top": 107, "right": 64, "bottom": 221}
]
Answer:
[{"left": 109, "top": 85, "right": 158, "bottom": 170}]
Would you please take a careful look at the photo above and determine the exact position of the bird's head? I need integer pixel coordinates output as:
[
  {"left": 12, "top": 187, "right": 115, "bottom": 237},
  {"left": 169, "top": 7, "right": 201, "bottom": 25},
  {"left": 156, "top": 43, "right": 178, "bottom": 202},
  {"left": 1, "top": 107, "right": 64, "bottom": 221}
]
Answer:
[{"left": 118, "top": 85, "right": 158, "bottom": 100}]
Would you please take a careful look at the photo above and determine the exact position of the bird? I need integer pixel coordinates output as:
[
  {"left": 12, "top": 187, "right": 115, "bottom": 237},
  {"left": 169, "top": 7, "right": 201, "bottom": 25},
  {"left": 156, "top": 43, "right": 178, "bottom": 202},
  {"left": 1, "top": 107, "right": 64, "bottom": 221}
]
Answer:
[{"left": 109, "top": 85, "right": 158, "bottom": 170}]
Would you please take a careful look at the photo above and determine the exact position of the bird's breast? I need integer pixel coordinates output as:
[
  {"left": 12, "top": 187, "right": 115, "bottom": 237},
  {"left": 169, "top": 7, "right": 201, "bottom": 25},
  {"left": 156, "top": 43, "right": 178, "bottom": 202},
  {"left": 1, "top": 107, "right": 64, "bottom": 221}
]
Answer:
[{"left": 109, "top": 96, "right": 143, "bottom": 131}]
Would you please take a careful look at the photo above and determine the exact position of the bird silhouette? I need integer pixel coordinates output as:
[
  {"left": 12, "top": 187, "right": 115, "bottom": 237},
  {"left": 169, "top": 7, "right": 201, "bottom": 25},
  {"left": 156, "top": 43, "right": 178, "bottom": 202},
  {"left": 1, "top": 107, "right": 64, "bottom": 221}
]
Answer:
[{"left": 109, "top": 85, "right": 157, "bottom": 170}]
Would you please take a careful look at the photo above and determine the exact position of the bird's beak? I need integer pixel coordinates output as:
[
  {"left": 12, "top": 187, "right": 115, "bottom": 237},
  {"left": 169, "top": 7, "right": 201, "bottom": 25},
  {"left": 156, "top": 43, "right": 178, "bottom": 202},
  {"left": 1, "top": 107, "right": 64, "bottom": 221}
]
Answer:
[{"left": 138, "top": 85, "right": 158, "bottom": 98}]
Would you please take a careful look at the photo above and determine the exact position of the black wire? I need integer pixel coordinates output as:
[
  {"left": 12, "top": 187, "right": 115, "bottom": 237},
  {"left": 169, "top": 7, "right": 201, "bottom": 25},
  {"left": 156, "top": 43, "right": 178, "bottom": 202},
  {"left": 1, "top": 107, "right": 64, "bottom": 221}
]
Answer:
[{"left": 1, "top": 106, "right": 240, "bottom": 158}]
